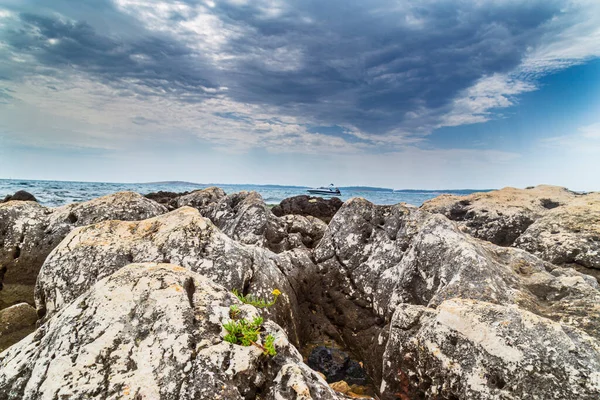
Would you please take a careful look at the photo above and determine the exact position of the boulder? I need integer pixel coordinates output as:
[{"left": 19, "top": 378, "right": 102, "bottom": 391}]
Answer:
[
  {"left": 272, "top": 195, "right": 343, "bottom": 223},
  {"left": 0, "top": 303, "right": 37, "bottom": 353},
  {"left": 0, "top": 192, "right": 167, "bottom": 309},
  {"left": 515, "top": 192, "right": 600, "bottom": 271},
  {"left": 178, "top": 189, "right": 326, "bottom": 253},
  {"left": 421, "top": 185, "right": 577, "bottom": 246},
  {"left": 144, "top": 190, "right": 191, "bottom": 210},
  {"left": 35, "top": 207, "right": 301, "bottom": 344},
  {"left": 0, "top": 201, "right": 50, "bottom": 309},
  {"left": 381, "top": 299, "right": 600, "bottom": 400},
  {"left": 307, "top": 346, "right": 368, "bottom": 385},
  {"left": 1, "top": 191, "right": 37, "bottom": 203},
  {"left": 0, "top": 263, "right": 344, "bottom": 400},
  {"left": 282, "top": 197, "right": 600, "bottom": 398},
  {"left": 175, "top": 186, "right": 227, "bottom": 210}
]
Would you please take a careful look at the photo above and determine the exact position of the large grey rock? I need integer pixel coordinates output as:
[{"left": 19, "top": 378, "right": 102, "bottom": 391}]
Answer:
[
  {"left": 381, "top": 299, "right": 600, "bottom": 400},
  {"left": 178, "top": 189, "right": 326, "bottom": 253},
  {"left": 0, "top": 263, "right": 344, "bottom": 400},
  {"left": 286, "top": 197, "right": 600, "bottom": 398},
  {"left": 421, "top": 185, "right": 577, "bottom": 246},
  {"left": 0, "top": 303, "right": 37, "bottom": 353},
  {"left": 0, "top": 192, "right": 167, "bottom": 309},
  {"left": 35, "top": 207, "right": 301, "bottom": 344},
  {"left": 515, "top": 192, "right": 600, "bottom": 271}
]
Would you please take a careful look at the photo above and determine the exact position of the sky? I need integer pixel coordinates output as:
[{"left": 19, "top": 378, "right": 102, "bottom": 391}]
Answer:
[{"left": 0, "top": 0, "right": 599, "bottom": 190}]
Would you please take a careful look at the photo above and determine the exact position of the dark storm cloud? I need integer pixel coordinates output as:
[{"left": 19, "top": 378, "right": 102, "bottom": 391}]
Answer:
[{"left": 0, "top": 0, "right": 574, "bottom": 133}]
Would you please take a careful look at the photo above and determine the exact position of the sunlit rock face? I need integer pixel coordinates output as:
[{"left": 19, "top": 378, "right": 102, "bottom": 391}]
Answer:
[
  {"left": 286, "top": 197, "right": 600, "bottom": 399},
  {"left": 381, "top": 299, "right": 600, "bottom": 400},
  {"left": 34, "top": 207, "right": 301, "bottom": 344},
  {"left": 421, "top": 185, "right": 577, "bottom": 246},
  {"left": 0, "top": 263, "right": 344, "bottom": 400},
  {"left": 178, "top": 189, "right": 328, "bottom": 253},
  {"left": 0, "top": 192, "right": 167, "bottom": 309},
  {"left": 515, "top": 192, "right": 600, "bottom": 271}
]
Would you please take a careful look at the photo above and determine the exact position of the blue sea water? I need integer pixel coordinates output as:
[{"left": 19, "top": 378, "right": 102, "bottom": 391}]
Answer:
[{"left": 0, "top": 179, "right": 490, "bottom": 207}]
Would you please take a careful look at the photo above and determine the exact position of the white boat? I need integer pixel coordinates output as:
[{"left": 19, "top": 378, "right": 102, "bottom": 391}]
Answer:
[{"left": 307, "top": 184, "right": 341, "bottom": 196}]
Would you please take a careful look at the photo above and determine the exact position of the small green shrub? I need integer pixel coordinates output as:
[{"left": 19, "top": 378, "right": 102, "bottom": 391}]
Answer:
[
  {"left": 263, "top": 334, "right": 276, "bottom": 356},
  {"left": 222, "top": 289, "right": 282, "bottom": 356},
  {"left": 223, "top": 309, "right": 277, "bottom": 356},
  {"left": 232, "top": 288, "right": 282, "bottom": 308}
]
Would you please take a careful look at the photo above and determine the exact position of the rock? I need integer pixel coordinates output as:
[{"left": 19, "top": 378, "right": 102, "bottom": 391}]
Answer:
[
  {"left": 0, "top": 263, "right": 344, "bottom": 400},
  {"left": 286, "top": 197, "right": 600, "bottom": 398},
  {"left": 381, "top": 299, "right": 600, "bottom": 400},
  {"left": 280, "top": 214, "right": 328, "bottom": 250},
  {"left": 35, "top": 207, "right": 301, "bottom": 344},
  {"left": 1, "top": 191, "right": 37, "bottom": 203},
  {"left": 175, "top": 186, "right": 227, "bottom": 210},
  {"left": 0, "top": 201, "right": 50, "bottom": 309},
  {"left": 178, "top": 189, "right": 326, "bottom": 253},
  {"left": 0, "top": 192, "right": 167, "bottom": 309},
  {"left": 421, "top": 185, "right": 578, "bottom": 246},
  {"left": 0, "top": 303, "right": 37, "bottom": 353},
  {"left": 307, "top": 346, "right": 368, "bottom": 385},
  {"left": 515, "top": 192, "right": 600, "bottom": 271},
  {"left": 272, "top": 195, "right": 343, "bottom": 223},
  {"left": 144, "top": 190, "right": 191, "bottom": 210}
]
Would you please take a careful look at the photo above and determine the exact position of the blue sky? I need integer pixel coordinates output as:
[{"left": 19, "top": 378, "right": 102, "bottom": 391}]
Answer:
[{"left": 0, "top": 0, "right": 599, "bottom": 190}]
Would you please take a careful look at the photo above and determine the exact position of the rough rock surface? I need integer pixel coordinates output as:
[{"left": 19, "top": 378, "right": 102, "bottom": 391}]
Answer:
[
  {"left": 1, "top": 191, "right": 37, "bottom": 203},
  {"left": 272, "top": 195, "right": 343, "bottom": 223},
  {"left": 381, "top": 299, "right": 600, "bottom": 400},
  {"left": 421, "top": 185, "right": 578, "bottom": 246},
  {"left": 35, "top": 207, "right": 301, "bottom": 343},
  {"left": 282, "top": 197, "right": 600, "bottom": 399},
  {"left": 0, "top": 192, "right": 167, "bottom": 309},
  {"left": 515, "top": 192, "right": 600, "bottom": 271},
  {"left": 0, "top": 303, "right": 37, "bottom": 353},
  {"left": 307, "top": 346, "right": 368, "bottom": 385},
  {"left": 0, "top": 263, "right": 344, "bottom": 400},
  {"left": 178, "top": 189, "right": 326, "bottom": 253},
  {"left": 145, "top": 190, "right": 192, "bottom": 210}
]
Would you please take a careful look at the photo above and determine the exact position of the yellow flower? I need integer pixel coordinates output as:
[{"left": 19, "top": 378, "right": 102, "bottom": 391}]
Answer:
[{"left": 272, "top": 289, "right": 282, "bottom": 297}]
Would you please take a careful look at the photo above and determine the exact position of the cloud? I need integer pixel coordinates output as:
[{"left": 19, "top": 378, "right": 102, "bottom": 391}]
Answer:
[
  {"left": 542, "top": 123, "right": 600, "bottom": 153},
  {"left": 0, "top": 0, "right": 599, "bottom": 154}
]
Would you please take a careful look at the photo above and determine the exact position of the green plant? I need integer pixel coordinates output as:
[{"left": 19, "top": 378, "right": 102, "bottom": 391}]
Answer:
[
  {"left": 229, "top": 304, "right": 241, "bottom": 319},
  {"left": 263, "top": 334, "right": 276, "bottom": 356},
  {"left": 232, "top": 288, "right": 281, "bottom": 308},
  {"left": 223, "top": 305, "right": 277, "bottom": 356}
]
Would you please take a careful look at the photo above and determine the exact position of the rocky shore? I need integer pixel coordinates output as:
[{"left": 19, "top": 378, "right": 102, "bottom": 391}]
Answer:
[{"left": 1, "top": 185, "right": 599, "bottom": 399}]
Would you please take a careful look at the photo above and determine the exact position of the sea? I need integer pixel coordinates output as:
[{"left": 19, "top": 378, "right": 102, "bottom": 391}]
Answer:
[{"left": 0, "top": 179, "right": 490, "bottom": 207}]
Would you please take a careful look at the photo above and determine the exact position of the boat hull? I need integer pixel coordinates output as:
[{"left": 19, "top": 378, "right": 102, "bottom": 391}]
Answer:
[{"left": 307, "top": 189, "right": 341, "bottom": 196}]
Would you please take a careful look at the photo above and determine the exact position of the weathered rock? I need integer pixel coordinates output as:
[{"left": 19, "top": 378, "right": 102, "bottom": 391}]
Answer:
[
  {"left": 178, "top": 189, "right": 326, "bottom": 253},
  {"left": 1, "top": 191, "right": 37, "bottom": 203},
  {"left": 421, "top": 185, "right": 578, "bottom": 246},
  {"left": 279, "top": 214, "right": 327, "bottom": 250},
  {"left": 0, "top": 192, "right": 167, "bottom": 309},
  {"left": 0, "top": 263, "right": 344, "bottom": 400},
  {"left": 283, "top": 197, "right": 600, "bottom": 398},
  {"left": 0, "top": 303, "right": 37, "bottom": 353},
  {"left": 144, "top": 190, "right": 191, "bottom": 210},
  {"left": 35, "top": 207, "right": 301, "bottom": 343},
  {"left": 515, "top": 192, "right": 600, "bottom": 271},
  {"left": 381, "top": 299, "right": 600, "bottom": 400},
  {"left": 272, "top": 195, "right": 343, "bottom": 223},
  {"left": 175, "top": 186, "right": 227, "bottom": 210},
  {"left": 0, "top": 201, "right": 50, "bottom": 309},
  {"left": 307, "top": 346, "right": 368, "bottom": 385}
]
